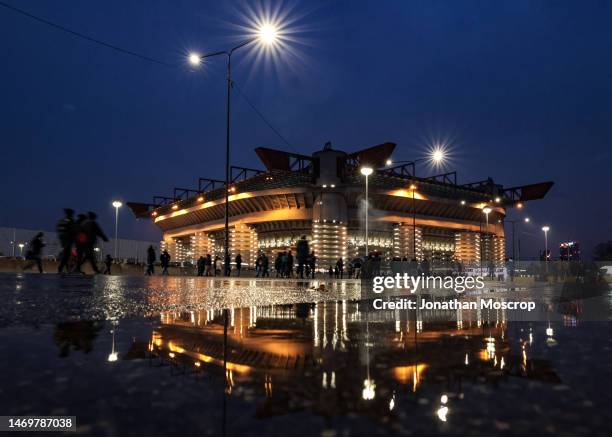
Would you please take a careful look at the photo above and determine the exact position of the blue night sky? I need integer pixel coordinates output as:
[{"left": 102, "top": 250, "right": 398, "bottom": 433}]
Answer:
[{"left": 1, "top": 0, "right": 611, "bottom": 258}]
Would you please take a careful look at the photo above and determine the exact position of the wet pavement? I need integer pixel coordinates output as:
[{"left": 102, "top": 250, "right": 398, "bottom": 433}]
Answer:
[{"left": 0, "top": 273, "right": 611, "bottom": 436}]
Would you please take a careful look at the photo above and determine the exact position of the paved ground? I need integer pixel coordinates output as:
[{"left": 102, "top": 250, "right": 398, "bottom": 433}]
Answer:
[{"left": 1, "top": 273, "right": 611, "bottom": 436}]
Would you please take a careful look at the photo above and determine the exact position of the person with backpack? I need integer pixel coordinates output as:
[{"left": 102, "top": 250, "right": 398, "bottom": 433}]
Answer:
[
  {"left": 160, "top": 250, "right": 171, "bottom": 275},
  {"left": 22, "top": 232, "right": 45, "bottom": 273},
  {"left": 57, "top": 208, "right": 76, "bottom": 274}
]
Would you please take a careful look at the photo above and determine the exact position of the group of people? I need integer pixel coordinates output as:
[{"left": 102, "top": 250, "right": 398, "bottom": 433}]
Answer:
[
  {"left": 145, "top": 245, "right": 173, "bottom": 276},
  {"left": 194, "top": 254, "right": 224, "bottom": 277},
  {"left": 55, "top": 209, "right": 111, "bottom": 274},
  {"left": 272, "top": 236, "right": 317, "bottom": 279},
  {"left": 21, "top": 209, "right": 114, "bottom": 275}
]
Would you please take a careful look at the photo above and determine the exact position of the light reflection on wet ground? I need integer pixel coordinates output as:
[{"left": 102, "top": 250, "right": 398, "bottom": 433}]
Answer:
[{"left": 0, "top": 273, "right": 611, "bottom": 436}]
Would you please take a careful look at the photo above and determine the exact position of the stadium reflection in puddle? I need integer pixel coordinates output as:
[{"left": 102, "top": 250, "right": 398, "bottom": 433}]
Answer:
[{"left": 148, "top": 301, "right": 561, "bottom": 423}]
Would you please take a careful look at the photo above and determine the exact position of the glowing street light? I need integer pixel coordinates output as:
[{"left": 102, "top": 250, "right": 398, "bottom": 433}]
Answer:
[
  {"left": 112, "top": 200, "right": 122, "bottom": 259},
  {"left": 431, "top": 148, "right": 445, "bottom": 164},
  {"left": 361, "top": 166, "right": 373, "bottom": 256},
  {"left": 542, "top": 226, "right": 550, "bottom": 263},
  {"left": 385, "top": 146, "right": 447, "bottom": 176},
  {"left": 258, "top": 24, "right": 278, "bottom": 45},
  {"left": 18, "top": 243, "right": 24, "bottom": 258},
  {"left": 410, "top": 183, "right": 418, "bottom": 259},
  {"left": 481, "top": 206, "right": 492, "bottom": 269},
  {"left": 188, "top": 23, "right": 280, "bottom": 276},
  {"left": 188, "top": 53, "right": 201, "bottom": 66}
]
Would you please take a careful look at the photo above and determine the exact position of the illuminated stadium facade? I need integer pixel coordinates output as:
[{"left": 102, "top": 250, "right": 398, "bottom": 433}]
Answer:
[{"left": 128, "top": 143, "right": 552, "bottom": 269}]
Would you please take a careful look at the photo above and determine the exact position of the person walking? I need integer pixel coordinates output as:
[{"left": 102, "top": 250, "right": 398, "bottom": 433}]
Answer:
[
  {"left": 262, "top": 253, "right": 269, "bottom": 277},
  {"left": 224, "top": 253, "right": 231, "bottom": 277},
  {"left": 197, "top": 256, "right": 206, "bottom": 276},
  {"left": 309, "top": 251, "right": 316, "bottom": 279},
  {"left": 22, "top": 232, "right": 45, "bottom": 273},
  {"left": 275, "top": 252, "right": 282, "bottom": 278},
  {"left": 336, "top": 258, "right": 344, "bottom": 279},
  {"left": 352, "top": 257, "right": 362, "bottom": 279},
  {"left": 103, "top": 254, "right": 113, "bottom": 275},
  {"left": 420, "top": 257, "right": 431, "bottom": 276},
  {"left": 214, "top": 256, "right": 221, "bottom": 276},
  {"left": 160, "top": 249, "right": 171, "bottom": 275},
  {"left": 255, "top": 254, "right": 262, "bottom": 277},
  {"left": 146, "top": 245, "right": 156, "bottom": 275},
  {"left": 57, "top": 209, "right": 75, "bottom": 273},
  {"left": 205, "top": 254, "right": 213, "bottom": 276},
  {"left": 235, "top": 254, "right": 242, "bottom": 277},
  {"left": 72, "top": 213, "right": 88, "bottom": 273},
  {"left": 77, "top": 212, "right": 108, "bottom": 274},
  {"left": 287, "top": 250, "right": 294, "bottom": 278}
]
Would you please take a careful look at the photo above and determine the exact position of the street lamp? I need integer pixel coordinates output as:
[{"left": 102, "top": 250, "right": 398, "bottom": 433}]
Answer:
[
  {"left": 360, "top": 166, "right": 373, "bottom": 257},
  {"left": 410, "top": 183, "right": 417, "bottom": 259},
  {"left": 189, "top": 24, "right": 279, "bottom": 276},
  {"left": 481, "top": 206, "right": 492, "bottom": 271},
  {"left": 112, "top": 200, "right": 122, "bottom": 259},
  {"left": 542, "top": 226, "right": 550, "bottom": 262},
  {"left": 506, "top": 217, "right": 531, "bottom": 263},
  {"left": 18, "top": 243, "right": 24, "bottom": 258}
]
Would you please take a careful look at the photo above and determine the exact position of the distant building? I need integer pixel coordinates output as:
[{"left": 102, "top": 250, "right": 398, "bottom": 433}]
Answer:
[
  {"left": 0, "top": 227, "right": 159, "bottom": 262},
  {"left": 128, "top": 143, "right": 553, "bottom": 269},
  {"left": 559, "top": 241, "right": 580, "bottom": 261}
]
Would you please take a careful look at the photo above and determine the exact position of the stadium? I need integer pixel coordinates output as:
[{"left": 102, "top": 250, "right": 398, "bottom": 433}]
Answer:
[{"left": 128, "top": 142, "right": 553, "bottom": 270}]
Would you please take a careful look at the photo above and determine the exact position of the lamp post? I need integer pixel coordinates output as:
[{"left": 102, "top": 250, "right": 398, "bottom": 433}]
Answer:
[
  {"left": 410, "top": 183, "right": 417, "bottom": 259},
  {"left": 18, "top": 243, "right": 24, "bottom": 258},
  {"left": 506, "top": 217, "right": 530, "bottom": 263},
  {"left": 482, "top": 206, "right": 492, "bottom": 274},
  {"left": 112, "top": 201, "right": 122, "bottom": 259},
  {"left": 542, "top": 226, "right": 550, "bottom": 262},
  {"left": 360, "top": 167, "right": 373, "bottom": 257},
  {"left": 189, "top": 25, "right": 278, "bottom": 276}
]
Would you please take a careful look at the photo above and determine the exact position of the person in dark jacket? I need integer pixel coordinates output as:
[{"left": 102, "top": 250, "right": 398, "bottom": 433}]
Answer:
[
  {"left": 160, "top": 250, "right": 171, "bottom": 275},
  {"left": 57, "top": 208, "right": 75, "bottom": 273},
  {"left": 235, "top": 254, "right": 242, "bottom": 276},
  {"left": 197, "top": 256, "right": 206, "bottom": 276},
  {"left": 336, "top": 258, "right": 344, "bottom": 279},
  {"left": 224, "top": 253, "right": 231, "bottom": 276},
  {"left": 146, "top": 245, "right": 156, "bottom": 275},
  {"left": 205, "top": 254, "right": 213, "bottom": 276},
  {"left": 287, "top": 250, "right": 294, "bottom": 278},
  {"left": 72, "top": 213, "right": 88, "bottom": 273},
  {"left": 23, "top": 232, "right": 45, "bottom": 273},
  {"left": 275, "top": 252, "right": 283, "bottom": 278},
  {"left": 308, "top": 251, "right": 316, "bottom": 279},
  {"left": 77, "top": 212, "right": 109, "bottom": 274},
  {"left": 103, "top": 254, "right": 113, "bottom": 275},
  {"left": 296, "top": 236, "right": 310, "bottom": 279},
  {"left": 262, "top": 254, "right": 270, "bottom": 277}
]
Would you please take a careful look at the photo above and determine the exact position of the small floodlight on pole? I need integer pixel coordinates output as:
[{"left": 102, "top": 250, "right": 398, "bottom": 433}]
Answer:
[
  {"left": 112, "top": 201, "right": 122, "bottom": 259},
  {"left": 360, "top": 167, "right": 373, "bottom": 257}
]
